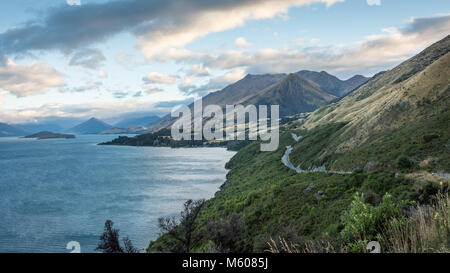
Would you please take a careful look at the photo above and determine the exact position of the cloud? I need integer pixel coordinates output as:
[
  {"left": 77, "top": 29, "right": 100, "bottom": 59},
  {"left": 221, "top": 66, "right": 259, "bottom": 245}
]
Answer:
[
  {"left": 145, "top": 86, "right": 164, "bottom": 95},
  {"left": 69, "top": 48, "right": 106, "bottom": 69},
  {"left": 67, "top": 0, "right": 81, "bottom": 6},
  {"left": 66, "top": 80, "right": 102, "bottom": 93},
  {"left": 143, "top": 72, "right": 177, "bottom": 84},
  {"left": 187, "top": 64, "right": 211, "bottom": 77},
  {"left": 366, "top": 0, "right": 381, "bottom": 6},
  {"left": 235, "top": 37, "right": 253, "bottom": 47},
  {"left": 197, "top": 14, "right": 450, "bottom": 77},
  {"left": 113, "top": 91, "right": 129, "bottom": 99},
  {"left": 98, "top": 70, "right": 108, "bottom": 78},
  {"left": 0, "top": 90, "right": 8, "bottom": 105},
  {"left": 0, "top": 59, "right": 64, "bottom": 97},
  {"left": 0, "top": 0, "right": 342, "bottom": 58},
  {"left": 154, "top": 98, "right": 195, "bottom": 108},
  {"left": 178, "top": 76, "right": 198, "bottom": 94},
  {"left": 182, "top": 68, "right": 247, "bottom": 96}
]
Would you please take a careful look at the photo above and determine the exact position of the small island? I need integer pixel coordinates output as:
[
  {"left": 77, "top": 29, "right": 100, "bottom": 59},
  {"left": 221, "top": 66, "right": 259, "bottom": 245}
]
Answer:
[{"left": 24, "top": 131, "right": 76, "bottom": 140}]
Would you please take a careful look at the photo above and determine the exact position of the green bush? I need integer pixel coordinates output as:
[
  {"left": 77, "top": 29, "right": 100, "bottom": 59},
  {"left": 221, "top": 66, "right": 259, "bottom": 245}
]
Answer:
[
  {"left": 340, "top": 192, "right": 402, "bottom": 252},
  {"left": 396, "top": 155, "right": 412, "bottom": 170}
]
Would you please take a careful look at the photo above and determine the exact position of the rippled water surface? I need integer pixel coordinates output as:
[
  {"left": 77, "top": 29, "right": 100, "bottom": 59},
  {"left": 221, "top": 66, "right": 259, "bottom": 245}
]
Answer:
[{"left": 0, "top": 135, "right": 235, "bottom": 253}]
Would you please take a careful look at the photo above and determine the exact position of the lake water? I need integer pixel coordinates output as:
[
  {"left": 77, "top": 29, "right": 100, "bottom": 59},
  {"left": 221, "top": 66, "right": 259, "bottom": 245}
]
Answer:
[{"left": 0, "top": 135, "right": 235, "bottom": 253}]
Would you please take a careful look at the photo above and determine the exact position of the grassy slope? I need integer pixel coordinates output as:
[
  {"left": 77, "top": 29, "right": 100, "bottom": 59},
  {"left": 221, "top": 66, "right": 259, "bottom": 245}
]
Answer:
[{"left": 148, "top": 129, "right": 430, "bottom": 252}]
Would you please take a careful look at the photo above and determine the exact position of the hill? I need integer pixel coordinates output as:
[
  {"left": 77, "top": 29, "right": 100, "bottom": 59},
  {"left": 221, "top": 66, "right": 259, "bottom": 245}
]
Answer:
[
  {"left": 67, "top": 118, "right": 114, "bottom": 134},
  {"left": 291, "top": 34, "right": 450, "bottom": 172},
  {"left": 0, "top": 123, "right": 29, "bottom": 137}
]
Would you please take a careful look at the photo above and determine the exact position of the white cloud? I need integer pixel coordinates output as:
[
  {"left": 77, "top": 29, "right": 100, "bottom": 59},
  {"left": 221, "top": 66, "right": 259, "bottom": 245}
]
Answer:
[
  {"left": 366, "top": 0, "right": 381, "bottom": 6},
  {"left": 211, "top": 68, "right": 247, "bottom": 85},
  {"left": 0, "top": 60, "right": 64, "bottom": 97},
  {"left": 136, "top": 0, "right": 344, "bottom": 59},
  {"left": 143, "top": 72, "right": 177, "bottom": 84},
  {"left": 66, "top": 0, "right": 81, "bottom": 6},
  {"left": 98, "top": 70, "right": 108, "bottom": 78},
  {"left": 198, "top": 14, "right": 450, "bottom": 77},
  {"left": 235, "top": 37, "right": 253, "bottom": 47},
  {"left": 145, "top": 86, "right": 164, "bottom": 95},
  {"left": 182, "top": 68, "right": 248, "bottom": 96},
  {"left": 187, "top": 65, "right": 211, "bottom": 77},
  {"left": 0, "top": 90, "right": 8, "bottom": 105}
]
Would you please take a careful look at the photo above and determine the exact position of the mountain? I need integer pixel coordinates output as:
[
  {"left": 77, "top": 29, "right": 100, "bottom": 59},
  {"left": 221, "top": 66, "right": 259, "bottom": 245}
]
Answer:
[
  {"left": 0, "top": 123, "right": 29, "bottom": 137},
  {"left": 24, "top": 131, "right": 75, "bottom": 140},
  {"left": 16, "top": 123, "right": 64, "bottom": 134},
  {"left": 201, "top": 73, "right": 287, "bottom": 107},
  {"left": 115, "top": 116, "right": 161, "bottom": 128},
  {"left": 148, "top": 73, "right": 286, "bottom": 131},
  {"left": 242, "top": 73, "right": 337, "bottom": 116},
  {"left": 67, "top": 118, "right": 114, "bottom": 134},
  {"left": 297, "top": 70, "right": 370, "bottom": 97}
]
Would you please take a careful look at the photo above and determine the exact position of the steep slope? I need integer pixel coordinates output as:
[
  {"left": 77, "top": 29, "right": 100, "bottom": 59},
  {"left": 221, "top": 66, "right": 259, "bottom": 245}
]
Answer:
[
  {"left": 243, "top": 73, "right": 337, "bottom": 116},
  {"left": 290, "top": 35, "right": 450, "bottom": 172},
  {"left": 67, "top": 118, "right": 114, "bottom": 134},
  {"left": 0, "top": 123, "right": 29, "bottom": 137}
]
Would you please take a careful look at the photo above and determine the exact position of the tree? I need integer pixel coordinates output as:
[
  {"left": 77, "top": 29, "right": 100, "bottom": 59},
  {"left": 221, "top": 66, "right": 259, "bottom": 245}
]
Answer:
[
  {"left": 206, "top": 213, "right": 246, "bottom": 253},
  {"left": 96, "top": 220, "right": 139, "bottom": 253},
  {"left": 158, "top": 199, "right": 205, "bottom": 253}
]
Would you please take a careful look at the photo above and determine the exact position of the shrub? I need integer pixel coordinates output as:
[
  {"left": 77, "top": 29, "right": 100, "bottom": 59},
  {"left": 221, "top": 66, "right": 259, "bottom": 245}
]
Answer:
[
  {"left": 206, "top": 213, "right": 247, "bottom": 253},
  {"left": 396, "top": 155, "right": 413, "bottom": 170},
  {"left": 423, "top": 134, "right": 439, "bottom": 143}
]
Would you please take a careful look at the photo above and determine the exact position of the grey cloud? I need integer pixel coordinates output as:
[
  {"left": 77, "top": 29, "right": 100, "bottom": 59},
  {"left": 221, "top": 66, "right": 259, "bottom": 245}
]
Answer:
[
  {"left": 0, "top": 0, "right": 335, "bottom": 57},
  {"left": 69, "top": 48, "right": 106, "bottom": 69},
  {"left": 113, "top": 91, "right": 129, "bottom": 99}
]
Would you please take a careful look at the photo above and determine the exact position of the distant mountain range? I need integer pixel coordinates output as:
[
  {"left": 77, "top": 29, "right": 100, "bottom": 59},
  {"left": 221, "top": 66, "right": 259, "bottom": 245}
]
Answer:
[
  {"left": 149, "top": 70, "right": 369, "bottom": 131},
  {"left": 114, "top": 116, "right": 161, "bottom": 128},
  {"left": 0, "top": 123, "right": 30, "bottom": 137},
  {"left": 1, "top": 69, "right": 367, "bottom": 137},
  {"left": 297, "top": 70, "right": 369, "bottom": 97}
]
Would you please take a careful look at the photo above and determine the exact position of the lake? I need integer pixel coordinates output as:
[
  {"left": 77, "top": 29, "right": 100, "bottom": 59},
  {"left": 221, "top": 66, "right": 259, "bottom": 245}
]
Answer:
[{"left": 0, "top": 135, "right": 235, "bottom": 253}]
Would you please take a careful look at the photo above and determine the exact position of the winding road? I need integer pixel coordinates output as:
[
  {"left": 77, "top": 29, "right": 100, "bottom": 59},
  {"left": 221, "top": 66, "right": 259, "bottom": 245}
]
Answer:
[{"left": 281, "top": 133, "right": 351, "bottom": 175}]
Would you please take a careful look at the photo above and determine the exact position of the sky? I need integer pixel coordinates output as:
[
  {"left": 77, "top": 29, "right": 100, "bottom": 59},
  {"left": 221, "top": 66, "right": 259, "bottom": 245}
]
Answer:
[{"left": 0, "top": 0, "right": 449, "bottom": 124}]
